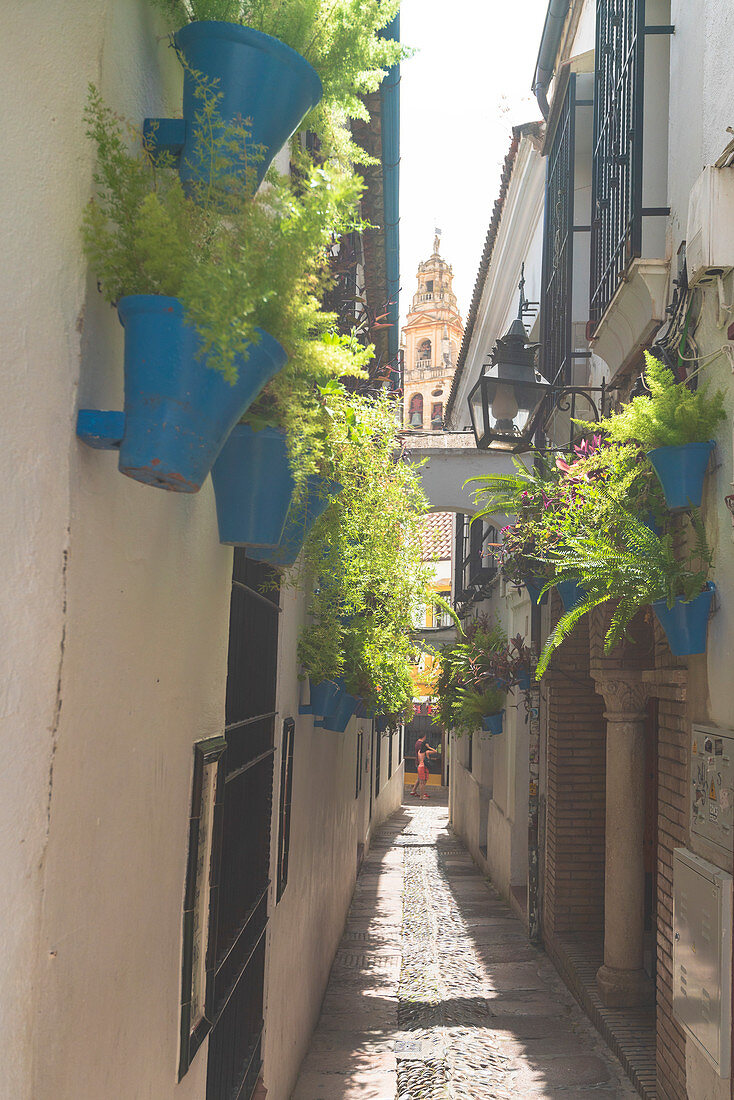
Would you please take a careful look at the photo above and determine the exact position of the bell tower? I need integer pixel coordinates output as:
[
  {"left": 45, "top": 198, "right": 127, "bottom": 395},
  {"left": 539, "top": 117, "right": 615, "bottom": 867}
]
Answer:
[{"left": 401, "top": 230, "right": 464, "bottom": 430}]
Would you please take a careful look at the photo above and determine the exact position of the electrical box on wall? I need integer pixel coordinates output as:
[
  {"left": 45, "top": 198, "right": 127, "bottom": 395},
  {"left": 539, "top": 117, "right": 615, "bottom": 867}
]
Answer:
[
  {"left": 690, "top": 725, "right": 734, "bottom": 853},
  {"left": 673, "top": 848, "right": 732, "bottom": 1078},
  {"left": 686, "top": 166, "right": 734, "bottom": 286}
]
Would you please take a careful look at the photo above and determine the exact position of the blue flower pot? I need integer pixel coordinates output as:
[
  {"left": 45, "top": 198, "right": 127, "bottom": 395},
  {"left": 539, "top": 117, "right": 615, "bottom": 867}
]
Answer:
[
  {"left": 647, "top": 440, "right": 715, "bottom": 510},
  {"left": 145, "top": 22, "right": 322, "bottom": 192},
  {"left": 523, "top": 576, "right": 548, "bottom": 606},
  {"left": 515, "top": 669, "right": 532, "bottom": 691},
  {"left": 299, "top": 677, "right": 340, "bottom": 717},
  {"left": 248, "top": 476, "right": 342, "bottom": 566},
  {"left": 653, "top": 582, "right": 715, "bottom": 657},
  {"left": 211, "top": 424, "right": 294, "bottom": 546},
  {"left": 115, "top": 296, "right": 285, "bottom": 491},
  {"left": 557, "top": 579, "right": 586, "bottom": 612},
  {"left": 316, "top": 685, "right": 359, "bottom": 733},
  {"left": 481, "top": 712, "right": 504, "bottom": 735}
]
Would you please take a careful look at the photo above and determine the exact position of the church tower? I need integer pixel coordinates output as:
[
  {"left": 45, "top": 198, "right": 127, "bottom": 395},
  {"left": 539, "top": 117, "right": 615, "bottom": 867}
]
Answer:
[{"left": 401, "top": 230, "right": 464, "bottom": 430}]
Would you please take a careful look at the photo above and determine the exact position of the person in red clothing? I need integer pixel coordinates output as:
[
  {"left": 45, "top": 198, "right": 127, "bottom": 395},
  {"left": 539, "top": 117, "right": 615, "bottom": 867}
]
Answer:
[
  {"left": 416, "top": 746, "right": 431, "bottom": 798},
  {"left": 410, "top": 733, "right": 436, "bottom": 797}
]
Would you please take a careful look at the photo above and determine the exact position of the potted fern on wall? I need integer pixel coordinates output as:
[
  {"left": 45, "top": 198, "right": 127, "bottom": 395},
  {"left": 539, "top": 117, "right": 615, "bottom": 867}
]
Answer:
[
  {"left": 584, "top": 353, "right": 725, "bottom": 510},
  {"left": 79, "top": 86, "right": 363, "bottom": 500},
  {"left": 148, "top": 0, "right": 405, "bottom": 182},
  {"left": 535, "top": 509, "right": 715, "bottom": 675}
]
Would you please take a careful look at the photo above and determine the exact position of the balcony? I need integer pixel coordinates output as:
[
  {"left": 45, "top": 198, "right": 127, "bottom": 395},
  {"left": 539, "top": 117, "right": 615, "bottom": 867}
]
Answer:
[
  {"left": 540, "top": 71, "right": 594, "bottom": 386},
  {"left": 589, "top": 0, "right": 671, "bottom": 374}
]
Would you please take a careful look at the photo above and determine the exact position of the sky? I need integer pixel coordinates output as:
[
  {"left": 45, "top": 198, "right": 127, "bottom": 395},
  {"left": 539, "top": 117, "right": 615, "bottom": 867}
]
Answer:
[{"left": 399, "top": 0, "right": 549, "bottom": 330}]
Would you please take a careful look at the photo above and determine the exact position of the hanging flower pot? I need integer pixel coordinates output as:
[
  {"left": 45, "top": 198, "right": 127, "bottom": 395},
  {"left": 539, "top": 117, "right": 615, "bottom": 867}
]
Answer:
[
  {"left": 248, "top": 476, "right": 342, "bottom": 567},
  {"left": 90, "top": 296, "right": 286, "bottom": 491},
  {"left": 315, "top": 684, "right": 359, "bottom": 733},
  {"left": 145, "top": 22, "right": 322, "bottom": 192},
  {"left": 523, "top": 576, "right": 549, "bottom": 606},
  {"left": 653, "top": 582, "right": 715, "bottom": 657},
  {"left": 299, "top": 677, "right": 341, "bottom": 717},
  {"left": 557, "top": 579, "right": 586, "bottom": 612},
  {"left": 481, "top": 712, "right": 504, "bottom": 735},
  {"left": 515, "top": 669, "right": 532, "bottom": 692},
  {"left": 647, "top": 440, "right": 715, "bottom": 510},
  {"left": 211, "top": 424, "right": 294, "bottom": 547}
]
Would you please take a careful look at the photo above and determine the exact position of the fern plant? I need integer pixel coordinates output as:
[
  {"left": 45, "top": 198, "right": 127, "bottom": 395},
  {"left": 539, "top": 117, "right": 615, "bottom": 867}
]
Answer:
[
  {"left": 431, "top": 617, "right": 508, "bottom": 732},
  {"left": 579, "top": 352, "right": 725, "bottom": 450},
  {"left": 150, "top": 0, "right": 407, "bottom": 165},
  {"left": 456, "top": 686, "right": 506, "bottom": 732},
  {"left": 82, "top": 84, "right": 373, "bottom": 486},
  {"left": 535, "top": 508, "right": 713, "bottom": 677}
]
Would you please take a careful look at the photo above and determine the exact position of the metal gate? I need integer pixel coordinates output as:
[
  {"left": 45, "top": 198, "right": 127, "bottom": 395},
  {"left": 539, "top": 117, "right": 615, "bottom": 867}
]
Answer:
[{"left": 207, "top": 551, "right": 280, "bottom": 1100}]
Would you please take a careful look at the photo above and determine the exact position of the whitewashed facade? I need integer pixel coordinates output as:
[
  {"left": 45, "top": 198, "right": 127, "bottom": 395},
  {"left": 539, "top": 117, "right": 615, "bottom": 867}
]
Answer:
[{"left": 0, "top": 5, "right": 402, "bottom": 1098}]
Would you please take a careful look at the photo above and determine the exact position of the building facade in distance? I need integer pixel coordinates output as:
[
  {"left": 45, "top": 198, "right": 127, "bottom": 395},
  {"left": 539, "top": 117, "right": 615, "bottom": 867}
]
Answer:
[{"left": 402, "top": 232, "right": 464, "bottom": 430}]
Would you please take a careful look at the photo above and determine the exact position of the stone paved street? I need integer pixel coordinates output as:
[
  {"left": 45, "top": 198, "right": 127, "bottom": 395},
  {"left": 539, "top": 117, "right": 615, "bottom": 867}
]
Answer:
[{"left": 292, "top": 794, "right": 636, "bottom": 1099}]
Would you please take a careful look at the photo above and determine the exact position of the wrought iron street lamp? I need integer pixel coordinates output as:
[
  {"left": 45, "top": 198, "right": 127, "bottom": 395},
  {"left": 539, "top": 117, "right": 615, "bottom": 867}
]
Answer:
[{"left": 468, "top": 315, "right": 551, "bottom": 451}]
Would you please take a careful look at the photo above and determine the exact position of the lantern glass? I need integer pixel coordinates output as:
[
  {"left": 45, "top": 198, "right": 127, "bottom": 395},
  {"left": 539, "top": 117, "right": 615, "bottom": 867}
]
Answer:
[{"left": 468, "top": 381, "right": 486, "bottom": 441}]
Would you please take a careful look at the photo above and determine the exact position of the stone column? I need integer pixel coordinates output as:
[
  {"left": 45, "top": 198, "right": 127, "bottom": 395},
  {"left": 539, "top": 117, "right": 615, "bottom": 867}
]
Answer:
[{"left": 593, "top": 674, "right": 654, "bottom": 1007}]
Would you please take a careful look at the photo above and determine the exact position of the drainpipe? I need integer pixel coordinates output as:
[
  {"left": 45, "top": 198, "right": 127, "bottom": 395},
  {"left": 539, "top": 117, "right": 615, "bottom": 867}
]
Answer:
[
  {"left": 532, "top": 0, "right": 571, "bottom": 119},
  {"left": 380, "top": 15, "right": 400, "bottom": 374}
]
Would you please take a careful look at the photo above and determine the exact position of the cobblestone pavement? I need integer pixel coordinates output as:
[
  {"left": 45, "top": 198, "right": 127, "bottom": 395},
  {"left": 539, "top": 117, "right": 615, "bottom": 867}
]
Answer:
[{"left": 292, "top": 794, "right": 636, "bottom": 1099}]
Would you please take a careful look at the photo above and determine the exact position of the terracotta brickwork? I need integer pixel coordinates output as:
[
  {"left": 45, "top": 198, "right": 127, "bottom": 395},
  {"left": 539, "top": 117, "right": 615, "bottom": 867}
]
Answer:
[
  {"left": 543, "top": 599, "right": 607, "bottom": 937},
  {"left": 648, "top": 662, "right": 689, "bottom": 1100}
]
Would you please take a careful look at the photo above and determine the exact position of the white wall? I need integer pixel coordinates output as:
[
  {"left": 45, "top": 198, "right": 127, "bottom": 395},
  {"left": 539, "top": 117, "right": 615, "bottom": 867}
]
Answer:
[
  {"left": 264, "top": 582, "right": 404, "bottom": 1099},
  {"left": 0, "top": 5, "right": 398, "bottom": 1098},
  {"left": 0, "top": 5, "right": 208, "bottom": 1096}
]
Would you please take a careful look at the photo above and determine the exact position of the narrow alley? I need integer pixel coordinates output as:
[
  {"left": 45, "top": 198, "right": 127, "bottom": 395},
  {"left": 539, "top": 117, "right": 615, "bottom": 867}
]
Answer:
[{"left": 293, "top": 794, "right": 636, "bottom": 1099}]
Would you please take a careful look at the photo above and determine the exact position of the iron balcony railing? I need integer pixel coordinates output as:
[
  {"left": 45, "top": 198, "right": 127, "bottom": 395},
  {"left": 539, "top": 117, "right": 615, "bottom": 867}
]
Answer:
[
  {"left": 543, "top": 70, "right": 594, "bottom": 385},
  {"left": 590, "top": 0, "right": 646, "bottom": 326}
]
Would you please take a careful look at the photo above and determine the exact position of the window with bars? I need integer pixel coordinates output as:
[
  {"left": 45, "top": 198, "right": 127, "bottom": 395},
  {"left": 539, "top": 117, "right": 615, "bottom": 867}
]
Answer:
[
  {"left": 206, "top": 552, "right": 280, "bottom": 1100},
  {"left": 355, "top": 727, "right": 363, "bottom": 798},
  {"left": 375, "top": 724, "right": 382, "bottom": 797},
  {"left": 452, "top": 514, "right": 497, "bottom": 605},
  {"left": 541, "top": 72, "right": 595, "bottom": 385},
  {"left": 590, "top": 0, "right": 672, "bottom": 326},
  {"left": 276, "top": 718, "right": 295, "bottom": 902}
]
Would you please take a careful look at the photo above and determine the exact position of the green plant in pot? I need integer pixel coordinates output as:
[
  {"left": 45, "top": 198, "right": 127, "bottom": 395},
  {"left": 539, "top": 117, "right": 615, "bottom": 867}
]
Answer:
[
  {"left": 150, "top": 0, "right": 407, "bottom": 167},
  {"left": 431, "top": 617, "right": 508, "bottom": 732},
  {"left": 535, "top": 507, "right": 714, "bottom": 675},
  {"left": 456, "top": 685, "right": 506, "bottom": 736},
  {"left": 80, "top": 83, "right": 364, "bottom": 494},
  {"left": 578, "top": 353, "right": 725, "bottom": 510}
]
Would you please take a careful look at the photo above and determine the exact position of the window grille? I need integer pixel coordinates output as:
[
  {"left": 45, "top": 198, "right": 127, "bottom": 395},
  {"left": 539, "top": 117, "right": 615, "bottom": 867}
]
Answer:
[
  {"left": 276, "top": 719, "right": 295, "bottom": 902},
  {"left": 590, "top": 0, "right": 645, "bottom": 326},
  {"left": 375, "top": 724, "right": 382, "bottom": 797},
  {"left": 542, "top": 74, "right": 578, "bottom": 385},
  {"left": 355, "top": 728, "right": 363, "bottom": 798},
  {"left": 206, "top": 552, "right": 280, "bottom": 1100}
]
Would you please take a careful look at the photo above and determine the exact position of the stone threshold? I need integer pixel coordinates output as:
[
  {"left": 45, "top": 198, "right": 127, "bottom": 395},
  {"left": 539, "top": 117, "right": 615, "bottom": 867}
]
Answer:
[{"left": 545, "top": 933, "right": 657, "bottom": 1099}]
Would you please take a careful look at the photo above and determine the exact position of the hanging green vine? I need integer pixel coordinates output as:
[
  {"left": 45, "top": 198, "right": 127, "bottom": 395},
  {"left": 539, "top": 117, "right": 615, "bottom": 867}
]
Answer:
[{"left": 296, "top": 389, "right": 431, "bottom": 718}]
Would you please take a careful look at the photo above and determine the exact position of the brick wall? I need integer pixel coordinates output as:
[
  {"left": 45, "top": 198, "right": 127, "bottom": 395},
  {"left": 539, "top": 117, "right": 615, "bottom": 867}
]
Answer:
[
  {"left": 544, "top": 597, "right": 607, "bottom": 937},
  {"left": 648, "top": 660, "right": 688, "bottom": 1100}
]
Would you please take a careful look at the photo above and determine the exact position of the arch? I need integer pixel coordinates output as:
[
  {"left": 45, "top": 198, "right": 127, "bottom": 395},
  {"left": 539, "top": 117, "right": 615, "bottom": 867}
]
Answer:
[
  {"left": 403, "top": 437, "right": 519, "bottom": 513},
  {"left": 408, "top": 392, "right": 423, "bottom": 428},
  {"left": 417, "top": 338, "right": 431, "bottom": 362}
]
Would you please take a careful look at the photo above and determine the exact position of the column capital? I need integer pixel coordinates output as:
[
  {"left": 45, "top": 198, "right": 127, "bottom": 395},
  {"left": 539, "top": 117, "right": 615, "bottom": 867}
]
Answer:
[{"left": 592, "top": 672, "right": 650, "bottom": 721}]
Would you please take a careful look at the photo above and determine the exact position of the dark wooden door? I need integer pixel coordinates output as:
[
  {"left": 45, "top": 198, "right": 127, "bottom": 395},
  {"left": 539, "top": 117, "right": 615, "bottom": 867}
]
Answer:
[
  {"left": 643, "top": 698, "right": 659, "bottom": 945},
  {"left": 207, "top": 552, "right": 280, "bottom": 1100}
]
